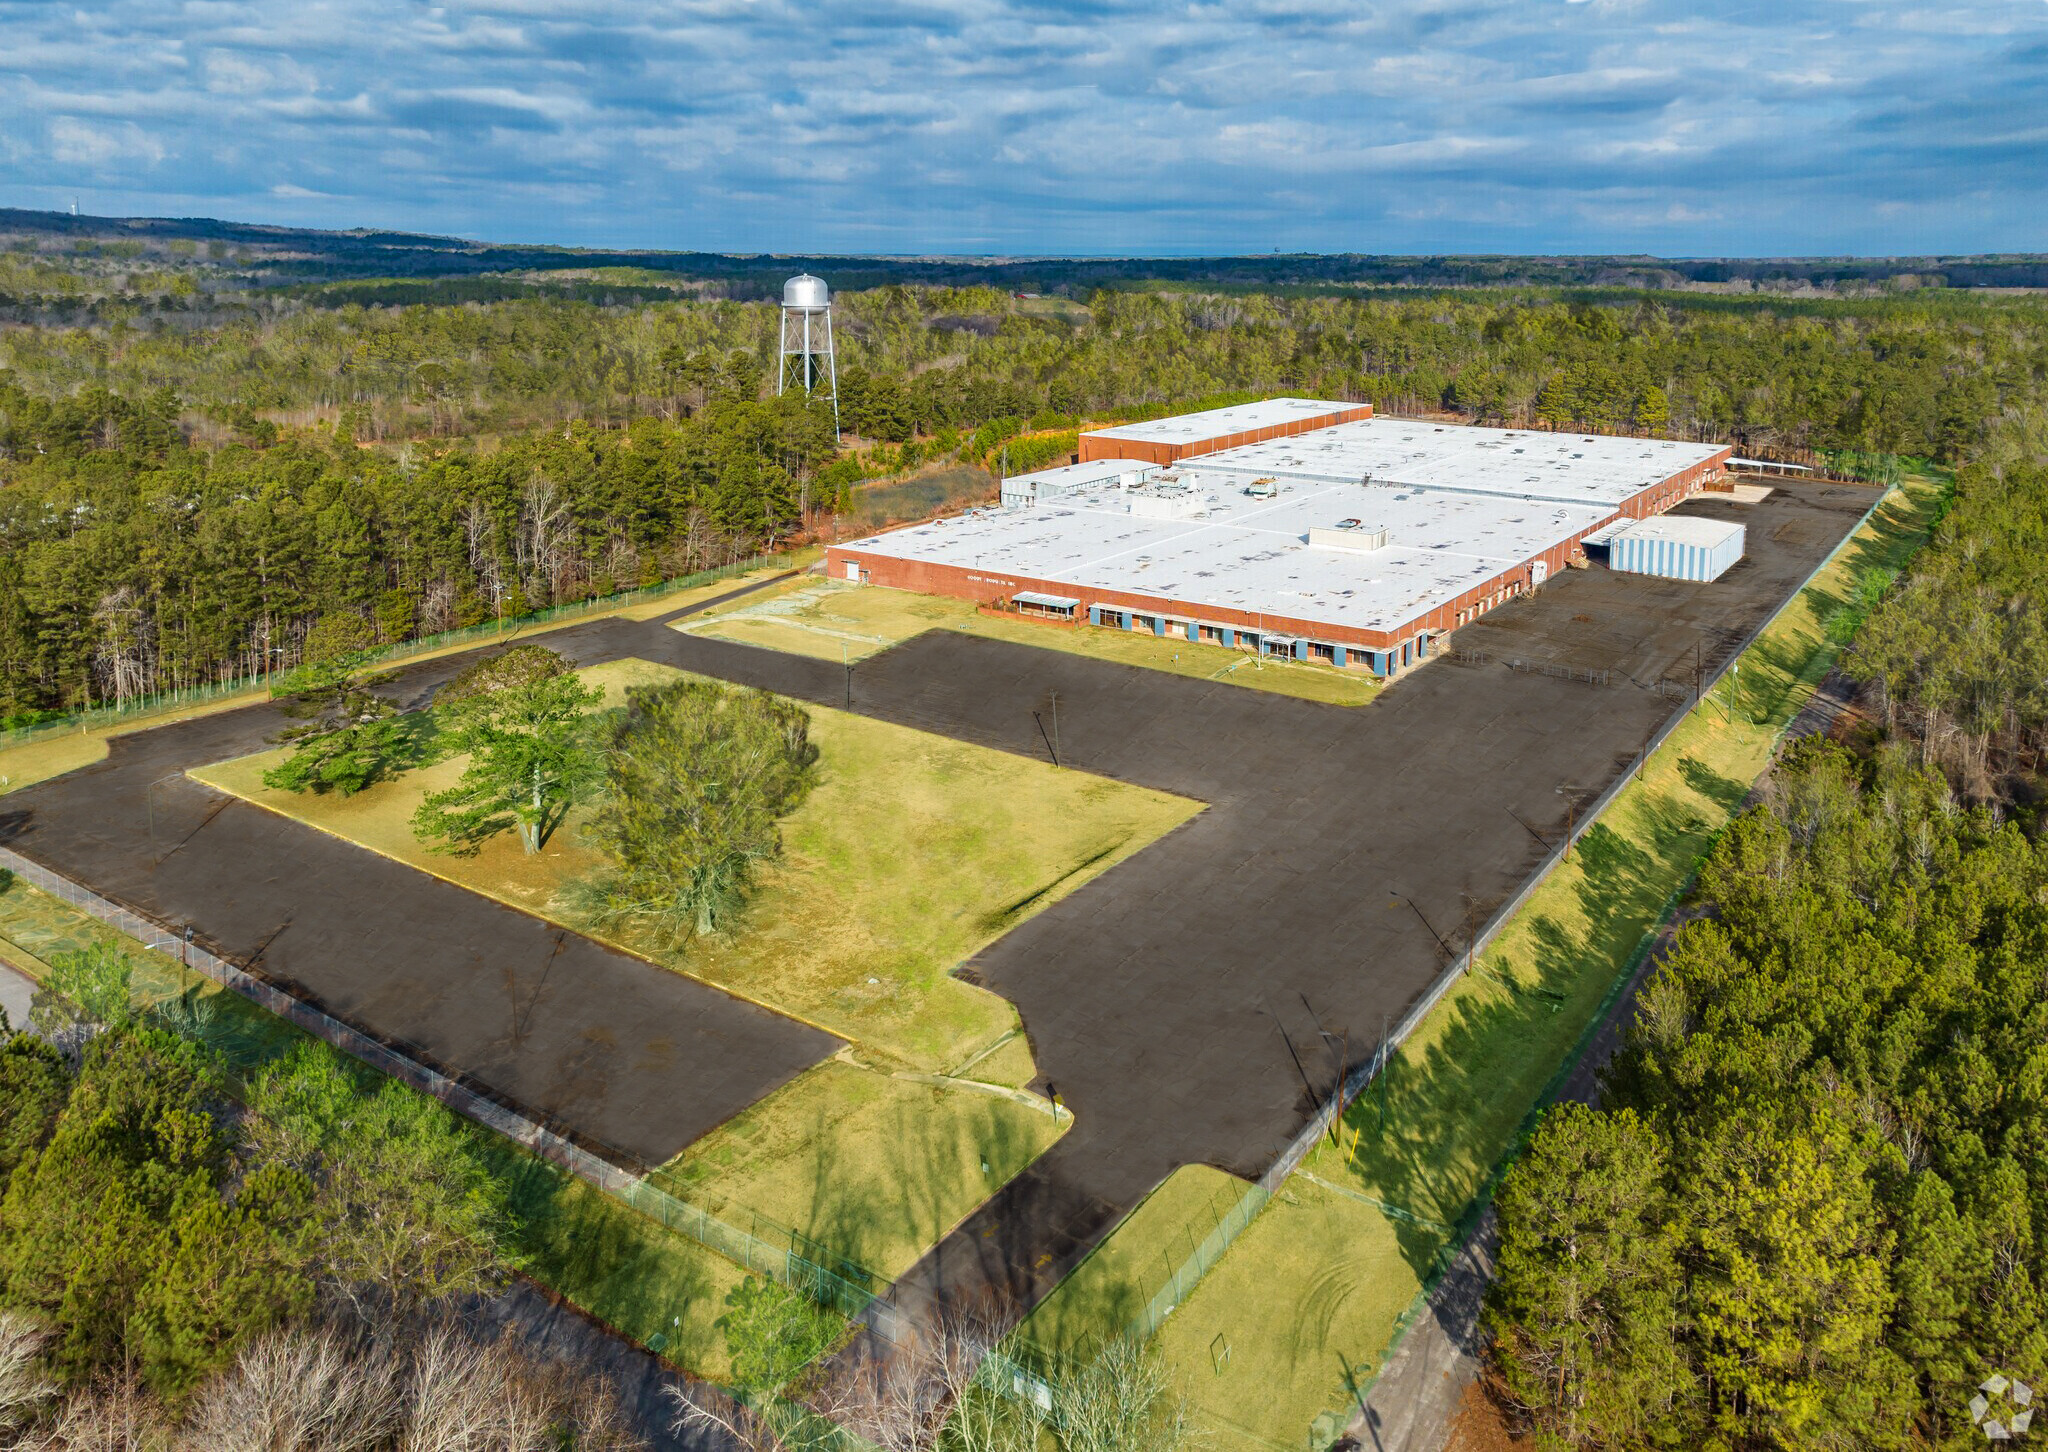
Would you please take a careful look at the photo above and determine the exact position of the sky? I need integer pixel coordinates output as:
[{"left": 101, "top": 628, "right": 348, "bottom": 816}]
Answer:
[{"left": 0, "top": 0, "right": 2043, "bottom": 258}]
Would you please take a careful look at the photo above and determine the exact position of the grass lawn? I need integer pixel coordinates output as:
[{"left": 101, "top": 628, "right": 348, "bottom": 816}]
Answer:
[
  {"left": 192, "top": 657, "right": 1197, "bottom": 1075},
  {"left": 484, "top": 1142, "right": 753, "bottom": 1381},
  {"left": 678, "top": 579, "right": 1381, "bottom": 707},
  {"left": 0, "top": 684, "right": 287, "bottom": 796},
  {"left": 1155, "top": 1178, "right": 1421, "bottom": 1452},
  {"left": 1015, "top": 475, "right": 1949, "bottom": 1448},
  {"left": 189, "top": 654, "right": 1171, "bottom": 1287},
  {"left": 0, "top": 871, "right": 305, "bottom": 1070},
  {"left": 1022, "top": 1165, "right": 1252, "bottom": 1355},
  {"left": 678, "top": 577, "right": 967, "bottom": 661},
  {"left": 0, "top": 731, "right": 114, "bottom": 797},
  {"left": 649, "top": 1059, "right": 1065, "bottom": 1281}
]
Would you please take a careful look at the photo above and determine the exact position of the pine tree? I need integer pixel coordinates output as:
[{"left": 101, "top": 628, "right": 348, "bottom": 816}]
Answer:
[
  {"left": 1635, "top": 384, "right": 1671, "bottom": 436},
  {"left": 1487, "top": 1104, "right": 1691, "bottom": 1445}
]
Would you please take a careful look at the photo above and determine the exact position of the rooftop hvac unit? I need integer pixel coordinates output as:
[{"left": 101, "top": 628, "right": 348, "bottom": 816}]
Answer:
[
  {"left": 1128, "top": 486, "right": 1207, "bottom": 520},
  {"left": 1308, "top": 522, "right": 1390, "bottom": 552}
]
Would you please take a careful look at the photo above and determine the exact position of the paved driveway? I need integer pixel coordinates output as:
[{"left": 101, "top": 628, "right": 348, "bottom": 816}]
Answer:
[{"left": 623, "top": 482, "right": 1875, "bottom": 1309}]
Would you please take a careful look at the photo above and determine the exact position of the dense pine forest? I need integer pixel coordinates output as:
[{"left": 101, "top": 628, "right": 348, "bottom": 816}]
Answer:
[
  {"left": 1485, "top": 416, "right": 2048, "bottom": 1444},
  {"left": 4, "top": 237, "right": 2048, "bottom": 719}
]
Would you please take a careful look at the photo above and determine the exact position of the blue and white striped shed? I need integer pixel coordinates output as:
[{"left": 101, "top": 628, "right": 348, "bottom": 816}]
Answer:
[{"left": 1608, "top": 515, "right": 1745, "bottom": 582}]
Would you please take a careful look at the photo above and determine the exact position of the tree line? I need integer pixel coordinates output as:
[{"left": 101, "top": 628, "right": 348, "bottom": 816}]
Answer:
[
  {"left": 5, "top": 279, "right": 2048, "bottom": 718},
  {"left": 0, "top": 398, "right": 838, "bottom": 718},
  {"left": 1487, "top": 396, "right": 2048, "bottom": 1447},
  {"left": 0, "top": 926, "right": 651, "bottom": 1447}
]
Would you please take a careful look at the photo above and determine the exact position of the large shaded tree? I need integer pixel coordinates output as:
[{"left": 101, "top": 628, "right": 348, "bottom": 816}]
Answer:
[
  {"left": 575, "top": 680, "right": 818, "bottom": 942},
  {"left": 412, "top": 645, "right": 602, "bottom": 855}
]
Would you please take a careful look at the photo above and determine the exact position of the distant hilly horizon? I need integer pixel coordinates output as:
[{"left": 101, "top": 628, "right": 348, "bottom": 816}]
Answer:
[{"left": 7, "top": 206, "right": 2048, "bottom": 296}]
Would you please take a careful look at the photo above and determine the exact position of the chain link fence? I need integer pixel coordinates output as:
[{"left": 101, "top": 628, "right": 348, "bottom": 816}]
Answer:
[
  {"left": 0, "top": 843, "right": 903, "bottom": 1348},
  {"left": 1003, "top": 479, "right": 1913, "bottom": 1420}
]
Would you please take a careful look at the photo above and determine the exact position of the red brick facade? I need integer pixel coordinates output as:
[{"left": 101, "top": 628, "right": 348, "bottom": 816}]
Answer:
[{"left": 1077, "top": 403, "right": 1375, "bottom": 466}]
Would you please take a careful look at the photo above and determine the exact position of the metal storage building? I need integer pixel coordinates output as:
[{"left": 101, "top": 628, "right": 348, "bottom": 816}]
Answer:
[{"left": 1608, "top": 516, "right": 1746, "bottom": 582}]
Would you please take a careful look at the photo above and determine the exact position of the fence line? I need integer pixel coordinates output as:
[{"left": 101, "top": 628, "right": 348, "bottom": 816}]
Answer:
[
  {"left": 0, "top": 551, "right": 794, "bottom": 752},
  {"left": 0, "top": 843, "right": 902, "bottom": 1345},
  {"left": 1088, "top": 479, "right": 1904, "bottom": 1361}
]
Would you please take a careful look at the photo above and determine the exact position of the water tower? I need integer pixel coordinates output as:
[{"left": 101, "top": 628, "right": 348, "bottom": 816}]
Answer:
[{"left": 777, "top": 273, "right": 839, "bottom": 440}]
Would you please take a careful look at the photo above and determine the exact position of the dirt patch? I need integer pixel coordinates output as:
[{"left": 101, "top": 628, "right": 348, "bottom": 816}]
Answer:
[{"left": 1445, "top": 1378, "right": 1521, "bottom": 1451}]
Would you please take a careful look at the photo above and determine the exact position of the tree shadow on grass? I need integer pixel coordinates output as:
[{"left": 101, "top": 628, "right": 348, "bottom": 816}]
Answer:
[
  {"left": 653, "top": 1069, "right": 1053, "bottom": 1305},
  {"left": 786, "top": 1081, "right": 1046, "bottom": 1286},
  {"left": 1679, "top": 756, "right": 1748, "bottom": 814},
  {"left": 1328, "top": 798, "right": 1708, "bottom": 1283},
  {"left": 1020, "top": 1170, "right": 1249, "bottom": 1359},
  {"left": 490, "top": 1144, "right": 729, "bottom": 1356}
]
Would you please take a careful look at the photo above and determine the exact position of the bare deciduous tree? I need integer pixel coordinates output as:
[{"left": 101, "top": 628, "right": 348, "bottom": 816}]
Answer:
[
  {"left": 667, "top": 1382, "right": 789, "bottom": 1452},
  {"left": 0, "top": 1313, "right": 57, "bottom": 1440},
  {"left": 177, "top": 1318, "right": 643, "bottom": 1452},
  {"left": 180, "top": 1327, "right": 400, "bottom": 1452},
  {"left": 811, "top": 1307, "right": 1023, "bottom": 1452}
]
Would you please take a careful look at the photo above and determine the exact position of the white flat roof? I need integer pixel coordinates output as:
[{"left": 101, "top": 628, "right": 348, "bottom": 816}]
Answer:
[
  {"left": 1082, "top": 397, "right": 1360, "bottom": 447},
  {"left": 1613, "top": 514, "right": 1744, "bottom": 547},
  {"left": 1197, "top": 418, "right": 1727, "bottom": 510},
  {"left": 844, "top": 470, "right": 1609, "bottom": 636},
  {"left": 1006, "top": 458, "right": 1155, "bottom": 490}
]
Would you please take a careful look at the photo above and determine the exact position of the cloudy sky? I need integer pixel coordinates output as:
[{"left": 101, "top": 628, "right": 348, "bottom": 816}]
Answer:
[{"left": 0, "top": 0, "right": 2042, "bottom": 256}]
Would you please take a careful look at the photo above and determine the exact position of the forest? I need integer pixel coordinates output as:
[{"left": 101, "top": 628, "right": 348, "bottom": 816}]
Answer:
[
  {"left": 4, "top": 257, "right": 2048, "bottom": 718},
  {"left": 0, "top": 938, "right": 655, "bottom": 1448},
  {"left": 1485, "top": 399, "right": 2048, "bottom": 1444}
]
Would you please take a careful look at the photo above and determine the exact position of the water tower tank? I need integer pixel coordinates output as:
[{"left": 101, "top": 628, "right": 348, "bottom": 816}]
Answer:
[{"left": 783, "top": 274, "right": 830, "bottom": 311}]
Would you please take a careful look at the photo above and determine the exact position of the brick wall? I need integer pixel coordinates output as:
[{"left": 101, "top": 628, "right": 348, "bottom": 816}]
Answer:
[
  {"left": 828, "top": 441, "right": 1733, "bottom": 663},
  {"left": 1077, "top": 403, "right": 1373, "bottom": 465}
]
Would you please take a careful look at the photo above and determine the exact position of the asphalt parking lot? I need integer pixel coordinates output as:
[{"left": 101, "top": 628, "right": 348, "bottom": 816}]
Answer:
[
  {"left": 0, "top": 629, "right": 837, "bottom": 1169},
  {"left": 0, "top": 479, "right": 1874, "bottom": 1312},
  {"left": 629, "top": 480, "right": 1875, "bottom": 1308}
]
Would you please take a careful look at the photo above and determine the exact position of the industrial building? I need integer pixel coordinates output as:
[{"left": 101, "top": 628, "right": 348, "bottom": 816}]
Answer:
[
  {"left": 827, "top": 401, "right": 1734, "bottom": 676},
  {"left": 1078, "top": 397, "right": 1375, "bottom": 466}
]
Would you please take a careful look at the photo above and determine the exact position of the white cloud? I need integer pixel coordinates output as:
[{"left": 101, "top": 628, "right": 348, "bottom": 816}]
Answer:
[
  {"left": 0, "top": 0, "right": 2040, "bottom": 252},
  {"left": 48, "top": 118, "right": 167, "bottom": 168}
]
